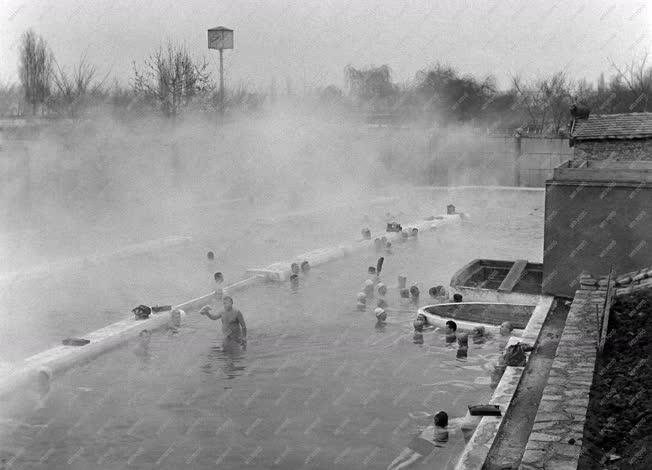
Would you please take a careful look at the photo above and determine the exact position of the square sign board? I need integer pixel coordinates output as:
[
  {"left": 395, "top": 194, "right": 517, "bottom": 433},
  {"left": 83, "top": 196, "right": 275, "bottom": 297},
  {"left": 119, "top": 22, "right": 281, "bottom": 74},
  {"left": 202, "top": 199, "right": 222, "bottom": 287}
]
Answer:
[{"left": 208, "top": 27, "right": 234, "bottom": 50}]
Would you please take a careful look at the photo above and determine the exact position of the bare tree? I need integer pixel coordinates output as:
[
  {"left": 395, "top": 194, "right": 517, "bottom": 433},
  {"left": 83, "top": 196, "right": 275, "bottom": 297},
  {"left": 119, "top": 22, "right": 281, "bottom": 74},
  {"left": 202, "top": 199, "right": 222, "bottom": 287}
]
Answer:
[
  {"left": 52, "top": 55, "right": 107, "bottom": 117},
  {"left": 18, "top": 29, "right": 53, "bottom": 115},
  {"left": 512, "top": 72, "right": 572, "bottom": 134},
  {"left": 609, "top": 51, "right": 652, "bottom": 112},
  {"left": 344, "top": 65, "right": 396, "bottom": 113},
  {"left": 132, "top": 42, "right": 212, "bottom": 118},
  {"left": 0, "top": 81, "right": 24, "bottom": 116}
]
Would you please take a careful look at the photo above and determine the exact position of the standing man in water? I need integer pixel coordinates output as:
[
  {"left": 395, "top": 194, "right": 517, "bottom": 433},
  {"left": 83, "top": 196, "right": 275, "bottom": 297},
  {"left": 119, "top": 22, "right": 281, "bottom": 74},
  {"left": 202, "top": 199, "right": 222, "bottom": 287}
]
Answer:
[{"left": 199, "top": 296, "right": 247, "bottom": 349}]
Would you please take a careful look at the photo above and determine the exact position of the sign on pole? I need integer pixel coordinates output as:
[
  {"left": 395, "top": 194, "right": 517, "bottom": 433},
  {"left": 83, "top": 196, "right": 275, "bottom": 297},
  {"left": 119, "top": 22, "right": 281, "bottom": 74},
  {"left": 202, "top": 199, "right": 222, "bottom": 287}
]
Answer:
[
  {"left": 207, "top": 26, "right": 234, "bottom": 116},
  {"left": 208, "top": 27, "right": 234, "bottom": 50}
]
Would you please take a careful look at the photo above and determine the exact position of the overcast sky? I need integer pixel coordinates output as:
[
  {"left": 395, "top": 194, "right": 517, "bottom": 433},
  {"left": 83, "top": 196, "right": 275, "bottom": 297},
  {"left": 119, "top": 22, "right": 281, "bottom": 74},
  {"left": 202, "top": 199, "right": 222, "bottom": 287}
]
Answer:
[{"left": 1, "top": 0, "right": 650, "bottom": 90}]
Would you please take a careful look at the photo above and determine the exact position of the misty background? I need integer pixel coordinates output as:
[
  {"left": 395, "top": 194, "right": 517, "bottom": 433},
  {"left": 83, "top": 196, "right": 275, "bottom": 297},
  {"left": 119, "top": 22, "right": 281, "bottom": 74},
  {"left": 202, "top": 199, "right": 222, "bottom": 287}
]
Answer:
[{"left": 0, "top": 0, "right": 649, "bottom": 359}]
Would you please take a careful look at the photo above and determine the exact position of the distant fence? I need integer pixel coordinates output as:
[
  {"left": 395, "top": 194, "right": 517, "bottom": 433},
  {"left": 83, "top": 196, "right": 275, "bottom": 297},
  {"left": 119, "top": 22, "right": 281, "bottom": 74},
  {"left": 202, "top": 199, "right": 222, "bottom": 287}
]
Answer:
[{"left": 517, "top": 137, "right": 573, "bottom": 187}]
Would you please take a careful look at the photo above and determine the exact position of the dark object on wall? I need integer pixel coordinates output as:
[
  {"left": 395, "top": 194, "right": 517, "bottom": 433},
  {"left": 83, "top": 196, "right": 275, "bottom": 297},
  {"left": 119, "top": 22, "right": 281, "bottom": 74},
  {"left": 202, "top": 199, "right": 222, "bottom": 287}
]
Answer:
[
  {"left": 62, "top": 338, "right": 90, "bottom": 346},
  {"left": 132, "top": 305, "right": 152, "bottom": 320},
  {"left": 570, "top": 103, "right": 590, "bottom": 120},
  {"left": 469, "top": 404, "right": 501, "bottom": 416},
  {"left": 151, "top": 305, "right": 172, "bottom": 313},
  {"left": 386, "top": 222, "right": 402, "bottom": 232}
]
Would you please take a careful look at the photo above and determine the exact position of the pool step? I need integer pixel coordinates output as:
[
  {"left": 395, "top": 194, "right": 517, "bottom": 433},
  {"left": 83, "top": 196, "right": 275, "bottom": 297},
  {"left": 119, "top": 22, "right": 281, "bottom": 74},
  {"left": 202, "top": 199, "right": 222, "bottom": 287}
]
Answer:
[{"left": 497, "top": 259, "right": 528, "bottom": 293}]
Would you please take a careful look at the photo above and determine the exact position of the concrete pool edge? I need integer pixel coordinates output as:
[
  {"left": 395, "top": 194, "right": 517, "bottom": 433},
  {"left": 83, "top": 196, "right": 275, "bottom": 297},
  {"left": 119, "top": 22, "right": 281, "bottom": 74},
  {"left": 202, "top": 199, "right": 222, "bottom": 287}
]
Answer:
[{"left": 454, "top": 295, "right": 554, "bottom": 470}]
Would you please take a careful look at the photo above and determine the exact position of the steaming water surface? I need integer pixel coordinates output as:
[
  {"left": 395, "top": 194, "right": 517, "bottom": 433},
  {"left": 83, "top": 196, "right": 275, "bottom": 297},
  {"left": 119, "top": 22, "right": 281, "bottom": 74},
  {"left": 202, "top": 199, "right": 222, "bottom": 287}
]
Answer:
[{"left": 0, "top": 189, "right": 543, "bottom": 469}]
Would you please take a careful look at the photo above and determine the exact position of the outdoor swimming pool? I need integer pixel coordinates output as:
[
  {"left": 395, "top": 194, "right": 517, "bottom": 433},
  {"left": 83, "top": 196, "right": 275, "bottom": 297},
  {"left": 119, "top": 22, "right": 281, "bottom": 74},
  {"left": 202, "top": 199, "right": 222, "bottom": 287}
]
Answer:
[{"left": 0, "top": 188, "right": 544, "bottom": 469}]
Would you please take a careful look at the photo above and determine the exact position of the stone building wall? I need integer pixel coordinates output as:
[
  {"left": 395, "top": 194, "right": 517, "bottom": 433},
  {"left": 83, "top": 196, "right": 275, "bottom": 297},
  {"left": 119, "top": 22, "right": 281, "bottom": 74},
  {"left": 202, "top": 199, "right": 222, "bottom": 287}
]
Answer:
[{"left": 573, "top": 139, "right": 652, "bottom": 161}]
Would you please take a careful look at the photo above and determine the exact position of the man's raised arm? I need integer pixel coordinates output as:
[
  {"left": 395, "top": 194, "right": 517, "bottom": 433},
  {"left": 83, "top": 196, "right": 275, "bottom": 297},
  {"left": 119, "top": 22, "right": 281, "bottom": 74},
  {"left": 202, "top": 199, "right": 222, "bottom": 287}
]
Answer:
[{"left": 199, "top": 305, "right": 222, "bottom": 321}]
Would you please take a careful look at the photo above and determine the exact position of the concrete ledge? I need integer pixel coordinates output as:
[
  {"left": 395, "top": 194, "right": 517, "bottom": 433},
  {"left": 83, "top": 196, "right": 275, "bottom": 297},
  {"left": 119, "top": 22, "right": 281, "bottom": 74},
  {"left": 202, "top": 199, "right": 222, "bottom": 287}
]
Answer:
[{"left": 454, "top": 296, "right": 554, "bottom": 470}]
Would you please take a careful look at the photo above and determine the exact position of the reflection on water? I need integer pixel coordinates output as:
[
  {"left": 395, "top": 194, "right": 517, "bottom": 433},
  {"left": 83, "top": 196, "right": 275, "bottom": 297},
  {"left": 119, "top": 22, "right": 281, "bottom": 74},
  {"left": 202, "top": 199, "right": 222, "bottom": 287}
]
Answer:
[{"left": 202, "top": 341, "right": 247, "bottom": 380}]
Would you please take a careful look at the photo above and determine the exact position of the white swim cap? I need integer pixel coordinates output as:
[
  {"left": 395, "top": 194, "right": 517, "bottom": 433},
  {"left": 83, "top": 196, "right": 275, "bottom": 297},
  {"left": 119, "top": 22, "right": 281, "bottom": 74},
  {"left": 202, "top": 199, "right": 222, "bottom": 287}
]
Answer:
[
  {"left": 364, "top": 279, "right": 374, "bottom": 287},
  {"left": 375, "top": 308, "right": 387, "bottom": 320},
  {"left": 357, "top": 292, "right": 367, "bottom": 301}
]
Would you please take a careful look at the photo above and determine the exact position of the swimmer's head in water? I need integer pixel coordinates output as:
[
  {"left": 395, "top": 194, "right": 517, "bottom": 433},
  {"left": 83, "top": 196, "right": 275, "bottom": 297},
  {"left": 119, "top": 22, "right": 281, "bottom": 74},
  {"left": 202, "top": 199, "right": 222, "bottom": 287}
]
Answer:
[
  {"left": 400, "top": 288, "right": 410, "bottom": 298},
  {"left": 410, "top": 285, "right": 420, "bottom": 297},
  {"left": 472, "top": 326, "right": 485, "bottom": 337},
  {"left": 377, "top": 283, "right": 387, "bottom": 296},
  {"left": 214, "top": 272, "right": 224, "bottom": 283},
  {"left": 301, "top": 261, "right": 310, "bottom": 272},
  {"left": 375, "top": 307, "right": 387, "bottom": 321},
  {"left": 434, "top": 411, "right": 448, "bottom": 427},
  {"left": 207, "top": 251, "right": 214, "bottom": 260},
  {"left": 170, "top": 310, "right": 182, "bottom": 327},
  {"left": 445, "top": 320, "right": 457, "bottom": 332},
  {"left": 139, "top": 329, "right": 151, "bottom": 338},
  {"left": 290, "top": 274, "right": 299, "bottom": 282},
  {"left": 411, "top": 228, "right": 419, "bottom": 236},
  {"left": 223, "top": 296, "right": 234, "bottom": 309},
  {"left": 453, "top": 293, "right": 463, "bottom": 303},
  {"left": 368, "top": 266, "right": 376, "bottom": 275},
  {"left": 429, "top": 286, "right": 439, "bottom": 298},
  {"left": 500, "top": 321, "right": 513, "bottom": 336},
  {"left": 357, "top": 292, "right": 367, "bottom": 301},
  {"left": 290, "top": 263, "right": 300, "bottom": 275}
]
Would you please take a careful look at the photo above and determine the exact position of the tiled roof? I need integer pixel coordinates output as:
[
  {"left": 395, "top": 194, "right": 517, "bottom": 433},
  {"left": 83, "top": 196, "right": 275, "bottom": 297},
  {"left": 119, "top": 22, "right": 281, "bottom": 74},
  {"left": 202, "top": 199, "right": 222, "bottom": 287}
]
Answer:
[{"left": 572, "top": 112, "right": 652, "bottom": 140}]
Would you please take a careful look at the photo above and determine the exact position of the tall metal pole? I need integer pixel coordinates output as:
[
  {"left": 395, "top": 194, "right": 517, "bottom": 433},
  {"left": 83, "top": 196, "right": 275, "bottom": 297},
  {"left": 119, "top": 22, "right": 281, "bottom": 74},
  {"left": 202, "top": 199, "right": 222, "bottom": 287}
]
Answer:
[{"left": 219, "top": 48, "right": 224, "bottom": 116}]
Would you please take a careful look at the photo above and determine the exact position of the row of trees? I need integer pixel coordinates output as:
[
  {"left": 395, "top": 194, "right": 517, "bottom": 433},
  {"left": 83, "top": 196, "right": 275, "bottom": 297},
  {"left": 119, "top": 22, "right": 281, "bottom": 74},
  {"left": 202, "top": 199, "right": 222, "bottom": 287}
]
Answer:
[
  {"left": 4, "top": 29, "right": 652, "bottom": 134},
  {"left": 343, "top": 57, "right": 651, "bottom": 134},
  {"left": 4, "top": 29, "right": 264, "bottom": 119}
]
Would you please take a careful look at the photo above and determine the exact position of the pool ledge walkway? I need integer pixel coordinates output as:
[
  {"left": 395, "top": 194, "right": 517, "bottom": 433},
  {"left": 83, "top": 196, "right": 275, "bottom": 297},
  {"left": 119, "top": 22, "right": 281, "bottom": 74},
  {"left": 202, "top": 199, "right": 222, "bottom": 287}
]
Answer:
[
  {"left": 454, "top": 296, "right": 553, "bottom": 470},
  {"left": 519, "top": 287, "right": 606, "bottom": 469}
]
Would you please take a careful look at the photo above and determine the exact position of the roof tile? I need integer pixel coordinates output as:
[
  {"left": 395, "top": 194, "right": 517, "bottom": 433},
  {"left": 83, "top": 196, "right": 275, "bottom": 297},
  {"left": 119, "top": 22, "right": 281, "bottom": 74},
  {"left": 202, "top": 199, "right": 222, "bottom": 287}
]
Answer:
[{"left": 572, "top": 112, "right": 652, "bottom": 140}]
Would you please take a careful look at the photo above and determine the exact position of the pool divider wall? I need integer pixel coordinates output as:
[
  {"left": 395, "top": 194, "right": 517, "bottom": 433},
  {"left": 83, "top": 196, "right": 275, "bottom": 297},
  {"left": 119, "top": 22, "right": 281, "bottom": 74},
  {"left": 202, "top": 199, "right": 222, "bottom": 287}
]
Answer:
[
  {"left": 454, "top": 295, "right": 554, "bottom": 470},
  {"left": 0, "top": 212, "right": 462, "bottom": 398},
  {"left": 247, "top": 213, "right": 462, "bottom": 281}
]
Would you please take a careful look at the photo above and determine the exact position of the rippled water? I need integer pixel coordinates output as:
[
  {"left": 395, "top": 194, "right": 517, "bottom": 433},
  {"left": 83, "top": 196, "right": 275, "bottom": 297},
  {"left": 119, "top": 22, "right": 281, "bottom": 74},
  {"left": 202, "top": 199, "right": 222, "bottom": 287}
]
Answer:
[{"left": 0, "top": 188, "right": 544, "bottom": 469}]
